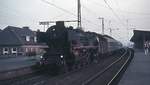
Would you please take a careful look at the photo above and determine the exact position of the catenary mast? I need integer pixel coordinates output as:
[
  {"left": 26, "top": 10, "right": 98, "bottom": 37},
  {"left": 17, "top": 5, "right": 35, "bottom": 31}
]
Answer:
[
  {"left": 77, "top": 0, "right": 82, "bottom": 29},
  {"left": 39, "top": 0, "right": 82, "bottom": 30}
]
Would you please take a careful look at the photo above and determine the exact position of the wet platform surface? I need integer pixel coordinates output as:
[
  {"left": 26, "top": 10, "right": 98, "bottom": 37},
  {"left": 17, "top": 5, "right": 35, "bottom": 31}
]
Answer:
[
  {"left": 0, "top": 56, "right": 38, "bottom": 72},
  {"left": 118, "top": 49, "right": 150, "bottom": 85}
]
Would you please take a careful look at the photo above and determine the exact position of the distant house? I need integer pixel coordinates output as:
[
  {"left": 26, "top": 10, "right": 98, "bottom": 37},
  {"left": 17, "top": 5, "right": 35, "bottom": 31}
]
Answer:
[
  {"left": 130, "top": 30, "right": 150, "bottom": 49},
  {"left": 0, "top": 26, "right": 48, "bottom": 56}
]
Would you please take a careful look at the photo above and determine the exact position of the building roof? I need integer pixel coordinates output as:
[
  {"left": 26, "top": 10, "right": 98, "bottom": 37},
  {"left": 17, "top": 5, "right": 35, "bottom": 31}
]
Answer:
[
  {"left": 0, "top": 27, "right": 22, "bottom": 46},
  {"left": 130, "top": 30, "right": 150, "bottom": 42},
  {"left": 4, "top": 26, "right": 35, "bottom": 37},
  {"left": 0, "top": 26, "right": 43, "bottom": 46}
]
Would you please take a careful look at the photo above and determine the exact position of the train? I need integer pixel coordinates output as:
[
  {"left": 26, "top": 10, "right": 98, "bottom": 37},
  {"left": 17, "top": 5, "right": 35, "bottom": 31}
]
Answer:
[{"left": 36, "top": 21, "right": 123, "bottom": 74}]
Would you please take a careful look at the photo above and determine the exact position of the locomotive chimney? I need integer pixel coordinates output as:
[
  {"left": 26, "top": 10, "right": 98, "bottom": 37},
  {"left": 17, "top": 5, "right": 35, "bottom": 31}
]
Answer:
[{"left": 56, "top": 21, "right": 65, "bottom": 27}]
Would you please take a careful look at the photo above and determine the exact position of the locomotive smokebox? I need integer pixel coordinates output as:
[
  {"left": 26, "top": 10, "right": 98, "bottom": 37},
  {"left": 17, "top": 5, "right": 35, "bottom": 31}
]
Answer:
[{"left": 56, "top": 21, "right": 65, "bottom": 27}]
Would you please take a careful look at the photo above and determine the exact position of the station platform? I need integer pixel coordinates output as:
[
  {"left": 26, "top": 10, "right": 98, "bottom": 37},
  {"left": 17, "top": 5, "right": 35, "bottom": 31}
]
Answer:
[
  {"left": 0, "top": 56, "right": 39, "bottom": 72},
  {"left": 118, "top": 49, "right": 150, "bottom": 85}
]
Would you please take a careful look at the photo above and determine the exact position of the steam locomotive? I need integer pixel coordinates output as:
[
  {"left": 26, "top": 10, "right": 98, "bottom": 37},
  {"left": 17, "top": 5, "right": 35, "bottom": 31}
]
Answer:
[{"left": 37, "top": 21, "right": 122, "bottom": 74}]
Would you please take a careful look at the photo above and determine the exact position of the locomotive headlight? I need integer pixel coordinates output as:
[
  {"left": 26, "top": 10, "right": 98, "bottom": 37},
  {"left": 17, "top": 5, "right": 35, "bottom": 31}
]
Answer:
[
  {"left": 60, "top": 55, "right": 63, "bottom": 58},
  {"left": 40, "top": 56, "right": 43, "bottom": 59},
  {"left": 52, "top": 28, "right": 55, "bottom": 31}
]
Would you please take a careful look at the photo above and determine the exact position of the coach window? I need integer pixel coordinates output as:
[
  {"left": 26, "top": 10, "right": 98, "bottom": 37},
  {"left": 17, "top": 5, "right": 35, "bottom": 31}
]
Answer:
[
  {"left": 34, "top": 36, "right": 37, "bottom": 42},
  {"left": 3, "top": 48, "right": 9, "bottom": 55},
  {"left": 26, "top": 36, "right": 30, "bottom": 41},
  {"left": 11, "top": 48, "right": 17, "bottom": 55}
]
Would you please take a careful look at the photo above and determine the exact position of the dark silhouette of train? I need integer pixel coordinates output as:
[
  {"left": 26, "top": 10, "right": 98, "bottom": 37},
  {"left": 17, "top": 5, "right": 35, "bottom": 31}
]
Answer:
[{"left": 36, "top": 21, "right": 122, "bottom": 74}]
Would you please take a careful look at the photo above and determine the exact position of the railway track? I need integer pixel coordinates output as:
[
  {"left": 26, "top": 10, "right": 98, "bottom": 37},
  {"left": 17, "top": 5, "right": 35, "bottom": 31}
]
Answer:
[
  {"left": 107, "top": 49, "right": 133, "bottom": 85},
  {"left": 82, "top": 48, "right": 133, "bottom": 85},
  {"left": 45, "top": 48, "right": 126, "bottom": 85},
  {"left": 0, "top": 48, "right": 131, "bottom": 85}
]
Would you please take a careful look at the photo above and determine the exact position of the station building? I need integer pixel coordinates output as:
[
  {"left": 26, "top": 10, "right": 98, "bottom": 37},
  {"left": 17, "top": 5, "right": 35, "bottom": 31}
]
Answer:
[{"left": 130, "top": 30, "right": 150, "bottom": 49}]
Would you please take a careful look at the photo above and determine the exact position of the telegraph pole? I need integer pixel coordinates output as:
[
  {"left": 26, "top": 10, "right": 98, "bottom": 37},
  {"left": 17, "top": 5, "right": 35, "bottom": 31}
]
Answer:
[
  {"left": 98, "top": 17, "right": 104, "bottom": 35},
  {"left": 77, "top": 0, "right": 82, "bottom": 29}
]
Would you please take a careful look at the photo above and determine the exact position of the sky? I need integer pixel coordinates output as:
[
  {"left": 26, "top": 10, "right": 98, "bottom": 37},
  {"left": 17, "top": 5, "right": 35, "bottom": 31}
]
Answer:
[{"left": 0, "top": 0, "right": 150, "bottom": 45}]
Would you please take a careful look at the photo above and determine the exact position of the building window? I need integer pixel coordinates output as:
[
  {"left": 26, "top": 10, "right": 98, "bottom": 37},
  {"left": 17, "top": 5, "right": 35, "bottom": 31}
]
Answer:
[
  {"left": 11, "top": 48, "right": 17, "bottom": 55},
  {"left": 31, "top": 48, "right": 33, "bottom": 52},
  {"left": 25, "top": 48, "right": 28, "bottom": 52},
  {"left": 26, "top": 36, "right": 30, "bottom": 41},
  {"left": 34, "top": 36, "right": 37, "bottom": 42},
  {"left": 3, "top": 48, "right": 9, "bottom": 55}
]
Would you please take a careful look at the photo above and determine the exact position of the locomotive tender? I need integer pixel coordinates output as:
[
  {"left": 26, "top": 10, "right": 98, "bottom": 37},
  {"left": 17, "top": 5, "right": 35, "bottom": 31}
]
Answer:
[{"left": 37, "top": 21, "right": 122, "bottom": 74}]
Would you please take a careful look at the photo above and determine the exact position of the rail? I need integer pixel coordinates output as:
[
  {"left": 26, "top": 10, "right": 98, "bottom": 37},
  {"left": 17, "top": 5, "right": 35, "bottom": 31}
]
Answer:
[
  {"left": 107, "top": 48, "right": 132, "bottom": 85},
  {"left": 82, "top": 48, "right": 128, "bottom": 85}
]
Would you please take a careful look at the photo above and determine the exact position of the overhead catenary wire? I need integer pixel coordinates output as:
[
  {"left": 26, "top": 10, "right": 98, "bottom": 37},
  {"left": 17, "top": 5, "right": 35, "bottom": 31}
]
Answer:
[
  {"left": 109, "top": 0, "right": 139, "bottom": 31},
  {"left": 89, "top": 0, "right": 147, "bottom": 30},
  {"left": 104, "top": 0, "right": 150, "bottom": 29},
  {"left": 82, "top": 5, "right": 98, "bottom": 16},
  {"left": 41, "top": 0, "right": 77, "bottom": 16},
  {"left": 85, "top": 0, "right": 128, "bottom": 30},
  {"left": 112, "top": 0, "right": 120, "bottom": 9},
  {"left": 41, "top": 0, "right": 101, "bottom": 29},
  {"left": 91, "top": 0, "right": 150, "bottom": 16},
  {"left": 82, "top": 4, "right": 118, "bottom": 33},
  {"left": 103, "top": 0, "right": 126, "bottom": 27}
]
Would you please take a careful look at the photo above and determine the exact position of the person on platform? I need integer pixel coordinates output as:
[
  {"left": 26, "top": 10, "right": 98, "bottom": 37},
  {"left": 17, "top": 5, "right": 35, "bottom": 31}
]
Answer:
[{"left": 144, "top": 41, "right": 149, "bottom": 55}]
